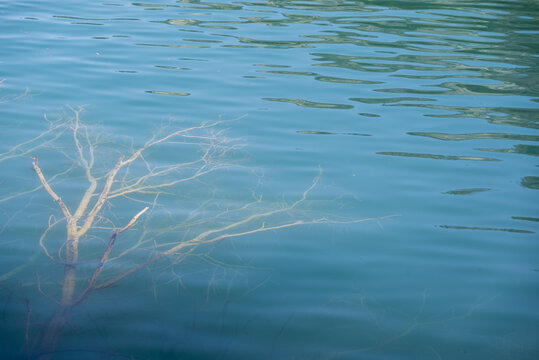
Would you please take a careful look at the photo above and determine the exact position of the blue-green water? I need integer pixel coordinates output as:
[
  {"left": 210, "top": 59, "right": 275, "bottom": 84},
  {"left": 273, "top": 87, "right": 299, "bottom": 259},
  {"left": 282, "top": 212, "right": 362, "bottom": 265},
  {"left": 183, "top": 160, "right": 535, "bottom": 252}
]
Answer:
[{"left": 1, "top": 1, "right": 538, "bottom": 359}]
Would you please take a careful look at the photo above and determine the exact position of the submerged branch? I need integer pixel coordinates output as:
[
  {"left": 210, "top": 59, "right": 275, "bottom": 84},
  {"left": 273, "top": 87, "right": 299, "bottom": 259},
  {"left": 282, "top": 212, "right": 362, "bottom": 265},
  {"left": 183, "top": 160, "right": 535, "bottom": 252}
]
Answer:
[
  {"left": 74, "top": 207, "right": 149, "bottom": 305},
  {"left": 2, "top": 109, "right": 392, "bottom": 359},
  {"left": 31, "top": 156, "right": 71, "bottom": 219}
]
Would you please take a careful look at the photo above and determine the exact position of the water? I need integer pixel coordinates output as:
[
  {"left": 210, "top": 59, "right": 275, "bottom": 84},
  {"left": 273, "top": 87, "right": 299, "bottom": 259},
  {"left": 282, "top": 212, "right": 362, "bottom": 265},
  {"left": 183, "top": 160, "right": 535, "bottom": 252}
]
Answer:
[{"left": 1, "top": 0, "right": 538, "bottom": 359}]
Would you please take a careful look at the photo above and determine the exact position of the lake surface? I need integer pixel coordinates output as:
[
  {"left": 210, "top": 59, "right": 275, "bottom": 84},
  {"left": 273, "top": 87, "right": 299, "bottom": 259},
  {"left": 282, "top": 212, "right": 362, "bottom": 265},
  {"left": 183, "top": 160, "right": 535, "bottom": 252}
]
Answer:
[{"left": 1, "top": 1, "right": 538, "bottom": 359}]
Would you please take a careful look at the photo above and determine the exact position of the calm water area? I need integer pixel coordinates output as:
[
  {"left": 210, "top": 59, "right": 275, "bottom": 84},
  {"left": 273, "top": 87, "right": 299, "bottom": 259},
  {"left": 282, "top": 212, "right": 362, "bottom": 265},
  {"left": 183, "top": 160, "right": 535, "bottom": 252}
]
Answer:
[{"left": 1, "top": 0, "right": 538, "bottom": 359}]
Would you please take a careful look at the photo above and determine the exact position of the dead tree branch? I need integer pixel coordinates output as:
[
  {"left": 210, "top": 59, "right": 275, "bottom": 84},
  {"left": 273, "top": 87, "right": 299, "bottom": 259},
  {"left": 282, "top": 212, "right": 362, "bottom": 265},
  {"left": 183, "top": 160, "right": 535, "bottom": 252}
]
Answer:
[{"left": 0, "top": 109, "right": 393, "bottom": 358}]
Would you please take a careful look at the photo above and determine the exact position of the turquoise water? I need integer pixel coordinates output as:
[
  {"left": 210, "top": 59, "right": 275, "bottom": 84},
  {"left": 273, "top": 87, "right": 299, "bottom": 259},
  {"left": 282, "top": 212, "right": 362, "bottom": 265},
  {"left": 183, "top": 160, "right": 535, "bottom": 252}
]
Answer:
[{"left": 1, "top": 0, "right": 538, "bottom": 359}]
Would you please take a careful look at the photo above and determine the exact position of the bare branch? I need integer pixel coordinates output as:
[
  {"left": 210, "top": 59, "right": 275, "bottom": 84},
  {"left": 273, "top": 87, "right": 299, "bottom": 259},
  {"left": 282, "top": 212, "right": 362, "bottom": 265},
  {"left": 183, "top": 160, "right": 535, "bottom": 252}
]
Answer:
[
  {"left": 69, "top": 107, "right": 101, "bottom": 222},
  {"left": 31, "top": 156, "right": 71, "bottom": 219},
  {"left": 73, "top": 207, "right": 149, "bottom": 305},
  {"left": 77, "top": 156, "right": 124, "bottom": 237},
  {"left": 118, "top": 207, "right": 149, "bottom": 234}
]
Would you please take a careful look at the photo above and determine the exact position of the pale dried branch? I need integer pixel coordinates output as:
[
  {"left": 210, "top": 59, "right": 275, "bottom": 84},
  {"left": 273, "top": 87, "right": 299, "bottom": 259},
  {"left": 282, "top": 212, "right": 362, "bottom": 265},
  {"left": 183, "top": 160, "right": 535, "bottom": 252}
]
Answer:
[
  {"left": 77, "top": 156, "right": 124, "bottom": 237},
  {"left": 118, "top": 207, "right": 149, "bottom": 234},
  {"left": 69, "top": 106, "right": 95, "bottom": 174},
  {"left": 197, "top": 215, "right": 398, "bottom": 247},
  {"left": 71, "top": 107, "right": 99, "bottom": 221},
  {"left": 162, "top": 172, "right": 322, "bottom": 255},
  {"left": 31, "top": 156, "right": 71, "bottom": 219},
  {"left": 108, "top": 196, "right": 159, "bottom": 261},
  {"left": 107, "top": 130, "right": 230, "bottom": 199},
  {"left": 75, "top": 121, "right": 227, "bottom": 237},
  {"left": 94, "top": 191, "right": 396, "bottom": 292}
]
